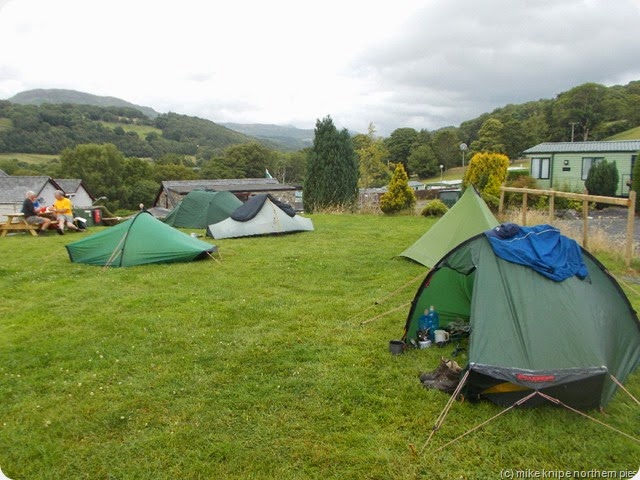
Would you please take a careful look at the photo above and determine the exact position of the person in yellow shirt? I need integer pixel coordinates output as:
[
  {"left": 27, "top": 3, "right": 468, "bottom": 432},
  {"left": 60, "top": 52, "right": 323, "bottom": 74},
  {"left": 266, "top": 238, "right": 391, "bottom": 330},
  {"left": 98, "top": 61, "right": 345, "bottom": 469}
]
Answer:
[{"left": 52, "top": 190, "right": 80, "bottom": 235}]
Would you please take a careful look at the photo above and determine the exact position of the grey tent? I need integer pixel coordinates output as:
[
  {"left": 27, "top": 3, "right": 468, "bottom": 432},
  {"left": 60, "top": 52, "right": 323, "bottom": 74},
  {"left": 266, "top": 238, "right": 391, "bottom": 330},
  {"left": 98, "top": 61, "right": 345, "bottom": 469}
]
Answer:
[{"left": 207, "top": 194, "right": 313, "bottom": 239}]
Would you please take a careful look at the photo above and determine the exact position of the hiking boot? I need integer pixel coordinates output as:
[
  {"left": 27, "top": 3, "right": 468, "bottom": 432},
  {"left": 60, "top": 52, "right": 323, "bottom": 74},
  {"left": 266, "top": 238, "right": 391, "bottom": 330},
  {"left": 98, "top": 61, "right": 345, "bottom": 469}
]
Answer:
[
  {"left": 56, "top": 227, "right": 64, "bottom": 235},
  {"left": 418, "top": 357, "right": 462, "bottom": 382},
  {"left": 422, "top": 374, "right": 460, "bottom": 394}
]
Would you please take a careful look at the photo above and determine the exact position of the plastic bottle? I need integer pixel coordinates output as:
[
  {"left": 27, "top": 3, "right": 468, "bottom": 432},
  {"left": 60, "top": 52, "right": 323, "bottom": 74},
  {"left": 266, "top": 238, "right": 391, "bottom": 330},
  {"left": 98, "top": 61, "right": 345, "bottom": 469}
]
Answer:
[{"left": 426, "top": 305, "right": 439, "bottom": 342}]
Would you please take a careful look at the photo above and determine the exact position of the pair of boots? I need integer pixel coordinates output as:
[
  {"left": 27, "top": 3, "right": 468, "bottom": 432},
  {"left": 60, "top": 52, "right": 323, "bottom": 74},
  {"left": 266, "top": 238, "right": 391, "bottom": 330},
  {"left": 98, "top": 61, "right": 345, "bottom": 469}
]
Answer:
[{"left": 419, "top": 357, "right": 462, "bottom": 394}]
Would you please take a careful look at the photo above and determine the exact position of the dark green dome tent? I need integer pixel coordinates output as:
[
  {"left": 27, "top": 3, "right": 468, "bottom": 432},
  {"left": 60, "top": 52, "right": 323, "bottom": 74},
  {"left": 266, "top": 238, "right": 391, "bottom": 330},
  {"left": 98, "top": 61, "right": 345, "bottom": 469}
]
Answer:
[
  {"left": 402, "top": 225, "right": 640, "bottom": 409},
  {"left": 66, "top": 211, "right": 217, "bottom": 267},
  {"left": 163, "top": 190, "right": 243, "bottom": 229}
]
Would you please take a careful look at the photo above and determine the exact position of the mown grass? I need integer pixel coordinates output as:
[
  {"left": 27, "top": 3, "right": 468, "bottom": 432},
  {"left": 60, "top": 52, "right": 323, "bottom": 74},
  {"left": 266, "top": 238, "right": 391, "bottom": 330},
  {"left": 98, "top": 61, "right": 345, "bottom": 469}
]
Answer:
[{"left": 1, "top": 214, "right": 639, "bottom": 479}]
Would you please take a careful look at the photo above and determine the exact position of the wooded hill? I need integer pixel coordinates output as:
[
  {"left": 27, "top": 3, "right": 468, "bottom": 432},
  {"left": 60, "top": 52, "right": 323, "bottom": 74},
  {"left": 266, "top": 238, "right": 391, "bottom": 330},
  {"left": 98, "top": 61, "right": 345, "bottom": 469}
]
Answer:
[{"left": 2, "top": 81, "right": 640, "bottom": 163}]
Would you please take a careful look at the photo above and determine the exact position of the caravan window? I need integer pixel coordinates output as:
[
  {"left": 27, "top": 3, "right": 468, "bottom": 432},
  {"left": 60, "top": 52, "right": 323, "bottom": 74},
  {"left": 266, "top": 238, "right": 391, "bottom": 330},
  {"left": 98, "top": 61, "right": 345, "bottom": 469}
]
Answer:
[
  {"left": 581, "top": 157, "right": 604, "bottom": 180},
  {"left": 531, "top": 157, "right": 550, "bottom": 179}
]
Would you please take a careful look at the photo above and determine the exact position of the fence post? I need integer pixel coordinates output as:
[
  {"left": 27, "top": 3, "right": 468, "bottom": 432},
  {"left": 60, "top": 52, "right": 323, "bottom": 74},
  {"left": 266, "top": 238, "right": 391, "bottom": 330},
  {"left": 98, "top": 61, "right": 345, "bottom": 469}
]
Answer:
[
  {"left": 549, "top": 191, "right": 555, "bottom": 224},
  {"left": 522, "top": 192, "right": 528, "bottom": 225},
  {"left": 499, "top": 189, "right": 505, "bottom": 216},
  {"left": 582, "top": 192, "right": 589, "bottom": 250},
  {"left": 625, "top": 191, "right": 636, "bottom": 267}
]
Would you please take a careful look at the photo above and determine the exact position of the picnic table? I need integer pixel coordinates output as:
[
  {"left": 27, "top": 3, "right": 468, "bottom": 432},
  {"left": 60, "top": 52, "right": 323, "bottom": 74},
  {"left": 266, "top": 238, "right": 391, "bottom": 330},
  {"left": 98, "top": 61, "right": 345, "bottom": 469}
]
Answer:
[{"left": 0, "top": 213, "right": 39, "bottom": 237}]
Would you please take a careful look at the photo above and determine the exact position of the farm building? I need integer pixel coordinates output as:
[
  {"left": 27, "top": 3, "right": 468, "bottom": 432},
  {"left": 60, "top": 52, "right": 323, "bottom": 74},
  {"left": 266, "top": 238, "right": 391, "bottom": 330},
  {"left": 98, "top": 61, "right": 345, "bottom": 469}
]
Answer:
[
  {"left": 153, "top": 178, "right": 300, "bottom": 211},
  {"left": 0, "top": 176, "right": 95, "bottom": 221}
]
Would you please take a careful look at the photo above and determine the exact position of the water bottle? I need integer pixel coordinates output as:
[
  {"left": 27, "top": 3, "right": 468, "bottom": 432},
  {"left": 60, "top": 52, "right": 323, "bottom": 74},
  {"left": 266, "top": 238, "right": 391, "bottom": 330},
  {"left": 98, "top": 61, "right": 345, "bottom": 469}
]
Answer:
[
  {"left": 417, "top": 309, "right": 430, "bottom": 341},
  {"left": 426, "top": 305, "right": 439, "bottom": 342}
]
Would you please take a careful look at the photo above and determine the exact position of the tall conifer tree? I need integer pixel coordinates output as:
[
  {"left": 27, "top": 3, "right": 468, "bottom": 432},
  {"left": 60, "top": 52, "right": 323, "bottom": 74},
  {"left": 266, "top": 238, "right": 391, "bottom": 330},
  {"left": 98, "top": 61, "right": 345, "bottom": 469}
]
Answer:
[{"left": 304, "top": 116, "right": 358, "bottom": 212}]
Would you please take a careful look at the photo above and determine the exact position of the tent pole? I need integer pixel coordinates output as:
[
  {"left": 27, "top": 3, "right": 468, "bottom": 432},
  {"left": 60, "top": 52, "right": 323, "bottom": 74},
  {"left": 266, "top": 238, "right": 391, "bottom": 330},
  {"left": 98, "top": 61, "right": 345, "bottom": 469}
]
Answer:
[{"left": 102, "top": 233, "right": 128, "bottom": 270}]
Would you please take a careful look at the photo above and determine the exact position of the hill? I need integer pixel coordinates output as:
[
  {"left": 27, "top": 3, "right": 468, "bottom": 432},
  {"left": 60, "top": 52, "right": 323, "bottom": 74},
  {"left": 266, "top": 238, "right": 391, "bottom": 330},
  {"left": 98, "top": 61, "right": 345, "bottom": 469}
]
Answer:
[
  {"left": 8, "top": 88, "right": 160, "bottom": 119},
  {"left": 606, "top": 125, "right": 640, "bottom": 140},
  {"left": 221, "top": 123, "right": 314, "bottom": 151}
]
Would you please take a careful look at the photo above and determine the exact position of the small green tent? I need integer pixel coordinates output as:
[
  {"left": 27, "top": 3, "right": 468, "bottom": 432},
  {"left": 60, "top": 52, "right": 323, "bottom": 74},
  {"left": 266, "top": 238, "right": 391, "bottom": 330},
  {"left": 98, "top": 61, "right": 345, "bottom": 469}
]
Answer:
[
  {"left": 66, "top": 211, "right": 217, "bottom": 267},
  {"left": 402, "top": 227, "right": 640, "bottom": 409},
  {"left": 163, "top": 190, "right": 243, "bottom": 229},
  {"left": 399, "top": 187, "right": 499, "bottom": 268}
]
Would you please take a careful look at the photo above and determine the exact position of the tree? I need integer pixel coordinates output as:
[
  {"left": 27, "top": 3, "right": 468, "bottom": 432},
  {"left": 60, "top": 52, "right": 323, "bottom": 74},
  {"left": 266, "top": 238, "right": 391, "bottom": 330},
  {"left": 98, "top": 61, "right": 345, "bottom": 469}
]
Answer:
[
  {"left": 463, "top": 151, "right": 509, "bottom": 200},
  {"left": 407, "top": 144, "right": 438, "bottom": 179},
  {"left": 470, "top": 118, "right": 506, "bottom": 156},
  {"left": 304, "top": 116, "right": 358, "bottom": 212},
  {"left": 431, "top": 129, "right": 461, "bottom": 169},
  {"left": 379, "top": 163, "right": 416, "bottom": 214},
  {"left": 355, "top": 123, "right": 390, "bottom": 189},
  {"left": 550, "top": 83, "right": 608, "bottom": 141},
  {"left": 271, "top": 150, "right": 307, "bottom": 185},
  {"left": 221, "top": 142, "right": 277, "bottom": 178},
  {"left": 59, "top": 143, "right": 125, "bottom": 210},
  {"left": 384, "top": 128, "right": 418, "bottom": 170}
]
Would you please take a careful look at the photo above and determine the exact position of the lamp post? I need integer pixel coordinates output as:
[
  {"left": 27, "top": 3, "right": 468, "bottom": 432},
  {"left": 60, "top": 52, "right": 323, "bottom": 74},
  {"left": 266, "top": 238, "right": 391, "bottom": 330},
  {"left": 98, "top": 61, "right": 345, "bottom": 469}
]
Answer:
[
  {"left": 439, "top": 164, "right": 444, "bottom": 182},
  {"left": 459, "top": 143, "right": 468, "bottom": 178}
]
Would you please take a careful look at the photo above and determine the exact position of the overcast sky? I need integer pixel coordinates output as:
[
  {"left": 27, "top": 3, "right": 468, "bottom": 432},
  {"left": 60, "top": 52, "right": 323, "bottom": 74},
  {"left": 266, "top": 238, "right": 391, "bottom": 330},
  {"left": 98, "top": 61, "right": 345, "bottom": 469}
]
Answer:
[{"left": 1, "top": 0, "right": 640, "bottom": 136}]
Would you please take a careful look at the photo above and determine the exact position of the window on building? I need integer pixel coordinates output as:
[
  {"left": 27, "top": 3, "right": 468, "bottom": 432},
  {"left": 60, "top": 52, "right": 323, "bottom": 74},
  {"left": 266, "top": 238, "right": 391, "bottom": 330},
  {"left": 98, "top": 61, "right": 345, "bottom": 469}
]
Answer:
[
  {"left": 581, "top": 157, "right": 604, "bottom": 180},
  {"left": 531, "top": 157, "right": 550, "bottom": 179}
]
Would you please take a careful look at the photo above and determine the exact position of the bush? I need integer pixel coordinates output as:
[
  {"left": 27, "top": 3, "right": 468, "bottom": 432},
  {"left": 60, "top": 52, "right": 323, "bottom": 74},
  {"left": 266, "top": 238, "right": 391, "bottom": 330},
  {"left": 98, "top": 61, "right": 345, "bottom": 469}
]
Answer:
[
  {"left": 379, "top": 163, "right": 416, "bottom": 214},
  {"left": 585, "top": 160, "right": 619, "bottom": 200},
  {"left": 420, "top": 199, "right": 449, "bottom": 217}
]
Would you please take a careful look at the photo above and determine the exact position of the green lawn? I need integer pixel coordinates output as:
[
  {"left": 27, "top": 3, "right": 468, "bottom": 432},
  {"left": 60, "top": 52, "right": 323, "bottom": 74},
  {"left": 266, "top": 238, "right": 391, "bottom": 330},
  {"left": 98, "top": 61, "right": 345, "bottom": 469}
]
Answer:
[{"left": 0, "top": 214, "right": 638, "bottom": 479}]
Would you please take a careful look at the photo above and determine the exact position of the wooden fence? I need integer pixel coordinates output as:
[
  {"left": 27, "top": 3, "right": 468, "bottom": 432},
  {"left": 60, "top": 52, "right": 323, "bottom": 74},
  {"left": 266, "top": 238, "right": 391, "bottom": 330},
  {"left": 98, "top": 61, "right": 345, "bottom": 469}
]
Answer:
[{"left": 499, "top": 187, "right": 637, "bottom": 266}]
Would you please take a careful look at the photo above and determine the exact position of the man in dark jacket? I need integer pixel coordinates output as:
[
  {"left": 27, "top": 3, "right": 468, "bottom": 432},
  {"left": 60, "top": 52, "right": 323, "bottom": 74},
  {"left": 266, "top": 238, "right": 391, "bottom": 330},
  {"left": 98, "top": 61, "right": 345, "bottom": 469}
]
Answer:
[{"left": 21, "top": 190, "right": 52, "bottom": 235}]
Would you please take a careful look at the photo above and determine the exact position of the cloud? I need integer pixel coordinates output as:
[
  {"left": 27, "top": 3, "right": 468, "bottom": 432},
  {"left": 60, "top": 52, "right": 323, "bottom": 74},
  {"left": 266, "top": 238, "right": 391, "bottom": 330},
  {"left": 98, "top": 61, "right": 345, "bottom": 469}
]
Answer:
[
  {"left": 347, "top": 0, "right": 640, "bottom": 133},
  {"left": 0, "top": 0, "right": 639, "bottom": 137}
]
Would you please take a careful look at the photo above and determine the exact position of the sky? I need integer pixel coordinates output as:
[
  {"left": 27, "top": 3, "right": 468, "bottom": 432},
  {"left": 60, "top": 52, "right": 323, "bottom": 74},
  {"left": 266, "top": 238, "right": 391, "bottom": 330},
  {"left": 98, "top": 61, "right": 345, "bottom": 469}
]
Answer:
[{"left": 1, "top": 0, "right": 640, "bottom": 137}]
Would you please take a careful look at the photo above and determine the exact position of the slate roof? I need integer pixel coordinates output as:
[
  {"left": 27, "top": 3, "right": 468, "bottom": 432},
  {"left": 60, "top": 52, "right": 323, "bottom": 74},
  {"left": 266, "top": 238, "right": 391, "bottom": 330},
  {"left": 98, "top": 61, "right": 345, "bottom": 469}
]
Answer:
[
  {"left": 160, "top": 178, "right": 297, "bottom": 194},
  {"left": 0, "top": 176, "right": 62, "bottom": 203},
  {"left": 524, "top": 140, "right": 640, "bottom": 154}
]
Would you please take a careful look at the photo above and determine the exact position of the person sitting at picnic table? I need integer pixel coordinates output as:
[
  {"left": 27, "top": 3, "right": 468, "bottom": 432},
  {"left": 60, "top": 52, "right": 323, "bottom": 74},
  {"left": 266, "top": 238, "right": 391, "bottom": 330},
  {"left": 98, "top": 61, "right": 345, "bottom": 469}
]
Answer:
[
  {"left": 21, "top": 190, "right": 53, "bottom": 235},
  {"left": 52, "top": 190, "right": 81, "bottom": 235}
]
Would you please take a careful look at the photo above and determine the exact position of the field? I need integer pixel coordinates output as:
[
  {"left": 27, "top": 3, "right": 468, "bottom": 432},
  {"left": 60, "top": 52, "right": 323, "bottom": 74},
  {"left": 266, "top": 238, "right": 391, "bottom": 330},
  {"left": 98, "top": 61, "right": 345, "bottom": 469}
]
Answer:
[
  {"left": 0, "top": 152, "right": 59, "bottom": 164},
  {"left": 1, "top": 213, "right": 639, "bottom": 479},
  {"left": 100, "top": 122, "right": 162, "bottom": 138}
]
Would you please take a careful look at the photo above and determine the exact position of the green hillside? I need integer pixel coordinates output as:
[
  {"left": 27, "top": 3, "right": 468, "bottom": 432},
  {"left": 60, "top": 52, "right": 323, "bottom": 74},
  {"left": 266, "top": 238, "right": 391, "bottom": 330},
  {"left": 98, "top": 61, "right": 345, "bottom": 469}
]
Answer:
[
  {"left": 606, "top": 125, "right": 640, "bottom": 140},
  {"left": 8, "top": 88, "right": 160, "bottom": 119}
]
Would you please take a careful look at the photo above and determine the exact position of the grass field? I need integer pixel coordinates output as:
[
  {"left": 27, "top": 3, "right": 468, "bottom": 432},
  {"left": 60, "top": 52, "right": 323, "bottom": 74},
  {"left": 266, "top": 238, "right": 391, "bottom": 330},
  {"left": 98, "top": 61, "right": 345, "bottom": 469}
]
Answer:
[
  {"left": 0, "top": 152, "right": 59, "bottom": 164},
  {"left": 1, "top": 214, "right": 639, "bottom": 479},
  {"left": 100, "top": 122, "right": 162, "bottom": 139}
]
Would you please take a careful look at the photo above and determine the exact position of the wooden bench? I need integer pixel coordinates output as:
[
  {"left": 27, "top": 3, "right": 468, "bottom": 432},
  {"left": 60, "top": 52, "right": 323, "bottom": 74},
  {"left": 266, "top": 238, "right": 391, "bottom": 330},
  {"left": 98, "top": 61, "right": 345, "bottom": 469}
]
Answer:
[{"left": 0, "top": 213, "right": 39, "bottom": 237}]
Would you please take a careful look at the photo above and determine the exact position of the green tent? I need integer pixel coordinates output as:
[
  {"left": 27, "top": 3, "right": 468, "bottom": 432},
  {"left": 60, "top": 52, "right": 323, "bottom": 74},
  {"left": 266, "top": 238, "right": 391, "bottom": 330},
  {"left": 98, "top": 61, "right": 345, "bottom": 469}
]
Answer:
[
  {"left": 402, "top": 229, "right": 640, "bottom": 409},
  {"left": 399, "top": 187, "right": 499, "bottom": 268},
  {"left": 163, "top": 190, "right": 243, "bottom": 229},
  {"left": 66, "top": 211, "right": 217, "bottom": 267}
]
